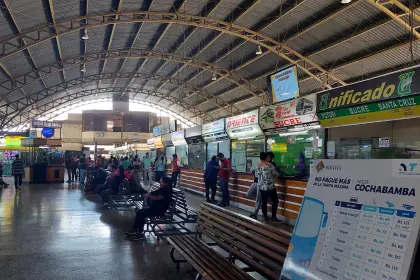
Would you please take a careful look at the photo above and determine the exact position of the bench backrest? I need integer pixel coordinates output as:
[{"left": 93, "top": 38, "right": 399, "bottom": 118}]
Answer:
[{"left": 197, "top": 203, "right": 291, "bottom": 280}]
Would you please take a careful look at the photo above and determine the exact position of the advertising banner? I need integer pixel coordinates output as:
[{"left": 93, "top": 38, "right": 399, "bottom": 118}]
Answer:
[
  {"left": 5, "top": 136, "right": 25, "bottom": 146},
  {"left": 317, "top": 66, "right": 419, "bottom": 113},
  {"left": 281, "top": 159, "right": 420, "bottom": 280},
  {"left": 202, "top": 119, "right": 229, "bottom": 142},
  {"left": 32, "top": 119, "right": 62, "bottom": 128},
  {"left": 260, "top": 94, "right": 319, "bottom": 135},
  {"left": 161, "top": 134, "right": 173, "bottom": 147},
  {"left": 152, "top": 136, "right": 163, "bottom": 149},
  {"left": 317, "top": 94, "right": 420, "bottom": 128},
  {"left": 170, "top": 130, "right": 186, "bottom": 146},
  {"left": 226, "top": 110, "right": 263, "bottom": 139},
  {"left": 268, "top": 66, "right": 300, "bottom": 104}
]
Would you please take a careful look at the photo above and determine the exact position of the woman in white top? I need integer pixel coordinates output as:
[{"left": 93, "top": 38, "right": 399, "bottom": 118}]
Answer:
[{"left": 254, "top": 152, "right": 279, "bottom": 222}]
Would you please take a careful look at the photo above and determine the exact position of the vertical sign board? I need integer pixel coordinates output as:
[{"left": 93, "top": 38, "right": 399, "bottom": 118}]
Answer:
[{"left": 281, "top": 160, "right": 420, "bottom": 280}]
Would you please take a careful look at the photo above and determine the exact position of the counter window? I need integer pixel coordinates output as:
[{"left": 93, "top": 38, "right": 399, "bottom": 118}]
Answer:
[
  {"left": 188, "top": 143, "right": 207, "bottom": 169},
  {"left": 267, "top": 129, "right": 324, "bottom": 179},
  {"left": 231, "top": 139, "right": 265, "bottom": 173},
  {"left": 206, "top": 142, "right": 218, "bottom": 162},
  {"left": 175, "top": 144, "right": 188, "bottom": 166}
]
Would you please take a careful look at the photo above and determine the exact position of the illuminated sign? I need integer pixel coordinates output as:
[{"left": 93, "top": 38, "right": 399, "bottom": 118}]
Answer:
[
  {"left": 5, "top": 136, "right": 25, "bottom": 146},
  {"left": 225, "top": 110, "right": 258, "bottom": 129}
]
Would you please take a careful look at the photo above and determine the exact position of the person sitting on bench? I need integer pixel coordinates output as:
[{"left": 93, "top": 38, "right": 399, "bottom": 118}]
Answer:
[
  {"left": 100, "top": 165, "right": 125, "bottom": 207},
  {"left": 130, "top": 166, "right": 147, "bottom": 195},
  {"left": 124, "top": 176, "right": 173, "bottom": 240},
  {"left": 95, "top": 164, "right": 117, "bottom": 194},
  {"left": 86, "top": 166, "right": 108, "bottom": 193}
]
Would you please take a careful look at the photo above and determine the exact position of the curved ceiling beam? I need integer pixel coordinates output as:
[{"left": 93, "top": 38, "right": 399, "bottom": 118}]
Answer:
[
  {"left": 0, "top": 11, "right": 346, "bottom": 89},
  {"left": 0, "top": 49, "right": 264, "bottom": 107},
  {"left": 2, "top": 86, "right": 208, "bottom": 130},
  {"left": 29, "top": 95, "right": 197, "bottom": 129},
  {"left": 0, "top": 72, "right": 238, "bottom": 129}
]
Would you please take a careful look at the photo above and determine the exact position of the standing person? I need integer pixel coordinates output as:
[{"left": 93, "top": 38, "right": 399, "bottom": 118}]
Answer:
[
  {"left": 142, "top": 152, "right": 152, "bottom": 183},
  {"left": 71, "top": 157, "right": 78, "bottom": 182},
  {"left": 155, "top": 156, "right": 166, "bottom": 183},
  {"left": 122, "top": 156, "right": 132, "bottom": 170},
  {"left": 65, "top": 155, "right": 72, "bottom": 183},
  {"left": 216, "top": 153, "right": 231, "bottom": 207},
  {"left": 250, "top": 151, "right": 277, "bottom": 219},
  {"left": 204, "top": 155, "right": 219, "bottom": 202},
  {"left": 171, "top": 154, "right": 183, "bottom": 188},
  {"left": 133, "top": 155, "right": 140, "bottom": 170},
  {"left": 12, "top": 154, "right": 24, "bottom": 191},
  {"left": 124, "top": 176, "right": 173, "bottom": 240},
  {"left": 254, "top": 152, "right": 279, "bottom": 222},
  {"left": 79, "top": 154, "right": 87, "bottom": 186}
]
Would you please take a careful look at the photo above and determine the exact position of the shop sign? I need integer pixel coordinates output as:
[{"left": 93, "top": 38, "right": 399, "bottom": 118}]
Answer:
[
  {"left": 317, "top": 94, "right": 420, "bottom": 127},
  {"left": 170, "top": 130, "right": 187, "bottom": 146},
  {"left": 317, "top": 66, "right": 420, "bottom": 112},
  {"left": 225, "top": 110, "right": 258, "bottom": 129},
  {"left": 152, "top": 136, "right": 164, "bottom": 148},
  {"left": 202, "top": 119, "right": 229, "bottom": 142},
  {"left": 379, "top": 137, "right": 390, "bottom": 148},
  {"left": 147, "top": 138, "right": 155, "bottom": 149},
  {"left": 185, "top": 125, "right": 204, "bottom": 144},
  {"left": 152, "top": 126, "right": 162, "bottom": 137},
  {"left": 226, "top": 124, "right": 263, "bottom": 140},
  {"left": 41, "top": 128, "right": 54, "bottom": 138},
  {"left": 260, "top": 94, "right": 319, "bottom": 134},
  {"left": 161, "top": 134, "right": 173, "bottom": 147},
  {"left": 5, "top": 136, "right": 25, "bottom": 146},
  {"left": 32, "top": 119, "right": 62, "bottom": 128},
  {"left": 281, "top": 159, "right": 420, "bottom": 280}
]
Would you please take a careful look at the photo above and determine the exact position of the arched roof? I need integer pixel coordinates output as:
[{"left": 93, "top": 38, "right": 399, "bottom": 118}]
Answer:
[{"left": 0, "top": 0, "right": 417, "bottom": 129}]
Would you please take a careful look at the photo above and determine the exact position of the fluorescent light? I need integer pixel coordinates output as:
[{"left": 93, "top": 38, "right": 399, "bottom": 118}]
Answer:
[
  {"left": 82, "top": 29, "right": 89, "bottom": 40},
  {"left": 212, "top": 73, "right": 217, "bottom": 81},
  {"left": 279, "top": 131, "right": 309, "bottom": 137},
  {"left": 341, "top": 0, "right": 352, "bottom": 3},
  {"left": 256, "top": 46, "right": 263, "bottom": 55}
]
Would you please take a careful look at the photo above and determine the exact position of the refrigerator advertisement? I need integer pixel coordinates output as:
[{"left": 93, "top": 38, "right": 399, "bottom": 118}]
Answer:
[
  {"left": 281, "top": 159, "right": 420, "bottom": 280},
  {"left": 202, "top": 119, "right": 229, "bottom": 142},
  {"left": 260, "top": 94, "right": 319, "bottom": 135}
]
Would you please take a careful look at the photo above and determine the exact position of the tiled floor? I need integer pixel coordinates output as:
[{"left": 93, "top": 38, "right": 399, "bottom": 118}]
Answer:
[
  {"left": 0, "top": 181, "right": 293, "bottom": 280},
  {"left": 0, "top": 182, "right": 197, "bottom": 280}
]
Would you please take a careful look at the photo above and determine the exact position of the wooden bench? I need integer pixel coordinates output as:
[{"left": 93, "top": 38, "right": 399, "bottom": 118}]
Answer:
[{"left": 167, "top": 203, "right": 292, "bottom": 280}]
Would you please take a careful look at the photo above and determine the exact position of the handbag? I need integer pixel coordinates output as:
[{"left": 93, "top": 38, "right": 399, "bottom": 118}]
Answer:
[{"left": 246, "top": 182, "right": 258, "bottom": 199}]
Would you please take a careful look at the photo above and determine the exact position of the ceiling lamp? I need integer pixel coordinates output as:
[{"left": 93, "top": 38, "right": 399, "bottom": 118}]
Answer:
[
  {"left": 212, "top": 73, "right": 217, "bottom": 81},
  {"left": 81, "top": 63, "right": 86, "bottom": 72},
  {"left": 82, "top": 28, "right": 89, "bottom": 40},
  {"left": 256, "top": 45, "right": 263, "bottom": 55},
  {"left": 341, "top": 0, "right": 352, "bottom": 3}
]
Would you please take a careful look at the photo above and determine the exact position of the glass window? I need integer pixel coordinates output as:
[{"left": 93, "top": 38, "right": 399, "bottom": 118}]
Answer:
[
  {"left": 175, "top": 144, "right": 188, "bottom": 166},
  {"left": 206, "top": 143, "right": 218, "bottom": 163},
  {"left": 188, "top": 143, "right": 207, "bottom": 169},
  {"left": 165, "top": 146, "right": 175, "bottom": 164},
  {"left": 267, "top": 129, "right": 324, "bottom": 179},
  {"left": 232, "top": 139, "right": 265, "bottom": 173}
]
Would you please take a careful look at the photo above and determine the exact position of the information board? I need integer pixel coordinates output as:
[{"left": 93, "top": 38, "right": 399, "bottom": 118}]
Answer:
[{"left": 281, "top": 160, "right": 420, "bottom": 280}]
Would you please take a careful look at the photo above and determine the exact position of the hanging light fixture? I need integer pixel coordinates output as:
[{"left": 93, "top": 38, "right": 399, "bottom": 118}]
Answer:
[
  {"left": 256, "top": 45, "right": 263, "bottom": 55},
  {"left": 212, "top": 73, "right": 217, "bottom": 81},
  {"left": 82, "top": 28, "right": 89, "bottom": 40},
  {"left": 81, "top": 63, "right": 86, "bottom": 72},
  {"left": 340, "top": 0, "right": 352, "bottom": 3}
]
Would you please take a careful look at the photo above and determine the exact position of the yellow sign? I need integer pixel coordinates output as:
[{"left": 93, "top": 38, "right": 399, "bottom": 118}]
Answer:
[
  {"left": 320, "top": 105, "right": 420, "bottom": 127},
  {"left": 5, "top": 136, "right": 25, "bottom": 147},
  {"left": 271, "top": 143, "right": 288, "bottom": 152}
]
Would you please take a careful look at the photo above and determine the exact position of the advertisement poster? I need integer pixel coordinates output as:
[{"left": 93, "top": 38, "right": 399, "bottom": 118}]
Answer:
[
  {"left": 281, "top": 160, "right": 420, "bottom": 280},
  {"left": 268, "top": 66, "right": 300, "bottom": 104},
  {"left": 170, "top": 130, "right": 186, "bottom": 146},
  {"left": 153, "top": 126, "right": 162, "bottom": 137},
  {"left": 260, "top": 94, "right": 319, "bottom": 135}
]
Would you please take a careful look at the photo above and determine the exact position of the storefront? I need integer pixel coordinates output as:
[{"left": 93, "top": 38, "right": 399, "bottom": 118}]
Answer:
[
  {"left": 226, "top": 110, "right": 264, "bottom": 173},
  {"left": 316, "top": 66, "right": 420, "bottom": 160},
  {"left": 185, "top": 125, "right": 206, "bottom": 169},
  {"left": 170, "top": 130, "right": 188, "bottom": 166},
  {"left": 260, "top": 94, "right": 323, "bottom": 179},
  {"left": 152, "top": 136, "right": 164, "bottom": 158},
  {"left": 202, "top": 119, "right": 230, "bottom": 161},
  {"left": 162, "top": 133, "right": 175, "bottom": 163},
  {"left": 0, "top": 135, "right": 30, "bottom": 176}
]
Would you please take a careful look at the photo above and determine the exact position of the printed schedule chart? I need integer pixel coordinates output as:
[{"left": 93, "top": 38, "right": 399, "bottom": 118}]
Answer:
[{"left": 317, "top": 201, "right": 415, "bottom": 280}]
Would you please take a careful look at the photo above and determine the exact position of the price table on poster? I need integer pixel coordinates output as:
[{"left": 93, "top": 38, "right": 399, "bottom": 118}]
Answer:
[{"left": 317, "top": 201, "right": 415, "bottom": 280}]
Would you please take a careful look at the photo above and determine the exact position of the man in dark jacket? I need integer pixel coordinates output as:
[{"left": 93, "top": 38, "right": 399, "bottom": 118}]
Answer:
[{"left": 204, "top": 155, "right": 219, "bottom": 202}]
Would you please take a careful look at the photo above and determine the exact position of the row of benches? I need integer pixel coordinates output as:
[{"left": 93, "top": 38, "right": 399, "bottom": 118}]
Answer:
[{"left": 109, "top": 180, "right": 293, "bottom": 279}]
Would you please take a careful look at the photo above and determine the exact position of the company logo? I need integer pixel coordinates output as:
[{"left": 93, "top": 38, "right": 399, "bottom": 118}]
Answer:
[
  {"left": 397, "top": 162, "right": 420, "bottom": 176},
  {"left": 315, "top": 161, "right": 325, "bottom": 172},
  {"left": 398, "top": 71, "right": 414, "bottom": 95}
]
